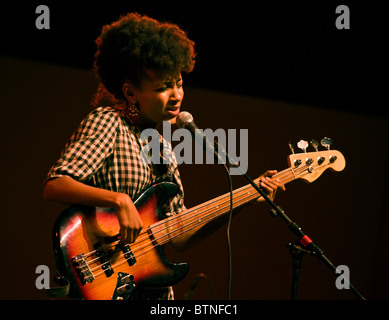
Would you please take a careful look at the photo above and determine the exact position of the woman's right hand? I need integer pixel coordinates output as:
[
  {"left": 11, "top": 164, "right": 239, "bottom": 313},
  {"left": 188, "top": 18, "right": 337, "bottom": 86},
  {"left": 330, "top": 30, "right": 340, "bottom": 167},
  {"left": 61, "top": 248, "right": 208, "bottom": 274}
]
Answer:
[
  {"left": 44, "top": 176, "right": 144, "bottom": 244},
  {"left": 115, "top": 193, "right": 144, "bottom": 244}
]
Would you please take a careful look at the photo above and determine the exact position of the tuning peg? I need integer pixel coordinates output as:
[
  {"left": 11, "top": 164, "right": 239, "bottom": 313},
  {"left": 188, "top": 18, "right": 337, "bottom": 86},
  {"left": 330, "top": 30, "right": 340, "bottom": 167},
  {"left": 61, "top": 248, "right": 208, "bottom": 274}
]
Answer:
[
  {"left": 297, "top": 140, "right": 309, "bottom": 153},
  {"left": 310, "top": 139, "right": 319, "bottom": 152},
  {"left": 288, "top": 141, "right": 295, "bottom": 154},
  {"left": 321, "top": 137, "right": 333, "bottom": 150}
]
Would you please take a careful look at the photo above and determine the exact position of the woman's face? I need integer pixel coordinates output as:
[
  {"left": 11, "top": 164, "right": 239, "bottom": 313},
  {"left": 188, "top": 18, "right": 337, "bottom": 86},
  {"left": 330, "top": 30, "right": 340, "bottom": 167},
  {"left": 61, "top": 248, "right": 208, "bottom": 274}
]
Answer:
[{"left": 132, "top": 69, "right": 184, "bottom": 127}]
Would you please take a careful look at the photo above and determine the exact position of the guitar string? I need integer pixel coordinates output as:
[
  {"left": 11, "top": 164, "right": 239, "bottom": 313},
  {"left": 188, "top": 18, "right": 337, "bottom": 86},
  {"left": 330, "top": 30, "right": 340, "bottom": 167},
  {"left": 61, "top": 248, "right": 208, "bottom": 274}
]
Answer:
[
  {"left": 84, "top": 162, "right": 318, "bottom": 278},
  {"left": 90, "top": 161, "right": 331, "bottom": 281},
  {"left": 84, "top": 181, "right": 268, "bottom": 268},
  {"left": 84, "top": 165, "right": 300, "bottom": 264},
  {"left": 90, "top": 168, "right": 301, "bottom": 280},
  {"left": 89, "top": 163, "right": 322, "bottom": 279},
  {"left": 86, "top": 186, "right": 261, "bottom": 270},
  {"left": 87, "top": 182, "right": 263, "bottom": 268},
  {"left": 88, "top": 156, "right": 335, "bottom": 280},
  {"left": 90, "top": 189, "right": 260, "bottom": 279},
  {"left": 83, "top": 165, "right": 299, "bottom": 260},
  {"left": 86, "top": 153, "right": 330, "bottom": 263},
  {"left": 84, "top": 163, "right": 312, "bottom": 272}
]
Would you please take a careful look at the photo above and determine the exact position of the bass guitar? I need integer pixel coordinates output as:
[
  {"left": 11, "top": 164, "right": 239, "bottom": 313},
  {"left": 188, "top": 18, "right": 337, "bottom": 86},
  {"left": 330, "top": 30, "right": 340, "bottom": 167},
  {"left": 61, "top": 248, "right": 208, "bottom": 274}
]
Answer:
[{"left": 51, "top": 143, "right": 345, "bottom": 300}]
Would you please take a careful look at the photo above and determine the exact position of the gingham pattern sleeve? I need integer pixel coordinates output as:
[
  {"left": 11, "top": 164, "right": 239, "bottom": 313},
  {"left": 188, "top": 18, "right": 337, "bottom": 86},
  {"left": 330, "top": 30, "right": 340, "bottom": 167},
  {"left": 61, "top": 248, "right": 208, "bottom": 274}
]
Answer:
[
  {"left": 46, "top": 108, "right": 119, "bottom": 184},
  {"left": 46, "top": 106, "right": 186, "bottom": 216},
  {"left": 158, "top": 138, "right": 187, "bottom": 216}
]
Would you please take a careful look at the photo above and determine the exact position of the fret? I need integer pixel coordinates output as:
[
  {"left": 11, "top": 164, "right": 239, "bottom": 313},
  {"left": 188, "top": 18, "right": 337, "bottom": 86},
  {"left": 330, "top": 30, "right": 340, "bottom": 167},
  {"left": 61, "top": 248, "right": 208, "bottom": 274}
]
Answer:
[{"left": 150, "top": 166, "right": 305, "bottom": 245}]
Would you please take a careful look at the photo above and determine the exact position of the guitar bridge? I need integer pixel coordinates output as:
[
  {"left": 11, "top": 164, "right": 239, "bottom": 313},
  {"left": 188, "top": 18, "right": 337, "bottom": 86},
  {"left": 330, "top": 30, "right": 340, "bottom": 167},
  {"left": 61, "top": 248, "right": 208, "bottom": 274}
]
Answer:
[{"left": 72, "top": 254, "right": 95, "bottom": 285}]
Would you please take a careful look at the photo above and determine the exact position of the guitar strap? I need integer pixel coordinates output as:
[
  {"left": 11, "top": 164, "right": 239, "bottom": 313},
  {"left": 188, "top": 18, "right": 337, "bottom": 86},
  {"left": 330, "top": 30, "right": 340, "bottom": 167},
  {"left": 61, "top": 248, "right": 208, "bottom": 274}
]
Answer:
[{"left": 45, "top": 271, "right": 70, "bottom": 299}]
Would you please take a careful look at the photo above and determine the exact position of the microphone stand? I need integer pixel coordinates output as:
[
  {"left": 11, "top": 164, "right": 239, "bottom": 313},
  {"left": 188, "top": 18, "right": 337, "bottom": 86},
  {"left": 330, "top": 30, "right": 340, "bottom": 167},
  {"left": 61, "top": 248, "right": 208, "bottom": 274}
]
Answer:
[
  {"left": 239, "top": 169, "right": 366, "bottom": 300},
  {"left": 188, "top": 122, "right": 366, "bottom": 300},
  {"left": 209, "top": 138, "right": 364, "bottom": 300}
]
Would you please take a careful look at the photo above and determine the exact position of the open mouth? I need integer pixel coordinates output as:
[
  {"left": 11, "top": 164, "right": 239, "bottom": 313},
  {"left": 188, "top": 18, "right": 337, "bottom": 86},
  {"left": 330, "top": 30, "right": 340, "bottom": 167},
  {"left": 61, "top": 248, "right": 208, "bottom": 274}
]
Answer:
[{"left": 166, "top": 106, "right": 180, "bottom": 116}]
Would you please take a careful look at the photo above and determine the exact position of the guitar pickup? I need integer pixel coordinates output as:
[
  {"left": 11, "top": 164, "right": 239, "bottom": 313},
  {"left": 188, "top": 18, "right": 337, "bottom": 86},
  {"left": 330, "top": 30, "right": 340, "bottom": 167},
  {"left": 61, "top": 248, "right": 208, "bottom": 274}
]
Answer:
[
  {"left": 94, "top": 243, "right": 114, "bottom": 277},
  {"left": 119, "top": 243, "right": 137, "bottom": 266}
]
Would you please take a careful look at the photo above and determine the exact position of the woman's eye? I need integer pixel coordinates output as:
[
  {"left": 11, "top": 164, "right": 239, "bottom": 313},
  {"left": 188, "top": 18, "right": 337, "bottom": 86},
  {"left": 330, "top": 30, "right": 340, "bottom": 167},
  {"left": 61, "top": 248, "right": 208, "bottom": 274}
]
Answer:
[
  {"left": 156, "top": 83, "right": 182, "bottom": 92},
  {"left": 156, "top": 87, "right": 167, "bottom": 92}
]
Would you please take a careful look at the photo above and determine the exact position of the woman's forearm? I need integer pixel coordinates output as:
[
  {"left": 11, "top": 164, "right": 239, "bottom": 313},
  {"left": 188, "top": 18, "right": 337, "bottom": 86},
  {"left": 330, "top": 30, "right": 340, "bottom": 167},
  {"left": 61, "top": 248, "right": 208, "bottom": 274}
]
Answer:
[
  {"left": 43, "top": 175, "right": 127, "bottom": 208},
  {"left": 43, "top": 176, "right": 144, "bottom": 243}
]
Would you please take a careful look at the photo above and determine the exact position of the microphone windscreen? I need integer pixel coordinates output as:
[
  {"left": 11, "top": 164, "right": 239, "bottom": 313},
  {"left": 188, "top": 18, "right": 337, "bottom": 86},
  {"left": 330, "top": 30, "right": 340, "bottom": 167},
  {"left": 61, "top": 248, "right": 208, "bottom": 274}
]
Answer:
[{"left": 176, "top": 111, "right": 194, "bottom": 129}]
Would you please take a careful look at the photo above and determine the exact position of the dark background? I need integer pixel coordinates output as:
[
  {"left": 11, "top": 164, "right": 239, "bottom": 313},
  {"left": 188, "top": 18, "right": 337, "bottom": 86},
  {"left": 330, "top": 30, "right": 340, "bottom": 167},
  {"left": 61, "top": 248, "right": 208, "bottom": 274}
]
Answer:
[
  {"left": 2, "top": 1, "right": 386, "bottom": 116},
  {"left": 1, "top": 1, "right": 388, "bottom": 302}
]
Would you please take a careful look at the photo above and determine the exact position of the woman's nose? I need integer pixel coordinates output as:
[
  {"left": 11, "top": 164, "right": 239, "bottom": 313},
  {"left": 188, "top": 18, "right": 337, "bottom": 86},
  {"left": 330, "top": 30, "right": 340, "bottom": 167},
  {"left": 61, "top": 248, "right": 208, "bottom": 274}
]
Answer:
[{"left": 171, "top": 86, "right": 183, "bottom": 101}]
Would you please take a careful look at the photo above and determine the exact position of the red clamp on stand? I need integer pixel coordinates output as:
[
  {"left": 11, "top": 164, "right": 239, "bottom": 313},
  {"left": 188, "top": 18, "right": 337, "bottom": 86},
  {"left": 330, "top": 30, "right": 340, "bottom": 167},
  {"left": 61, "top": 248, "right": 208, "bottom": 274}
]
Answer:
[
  {"left": 285, "top": 222, "right": 324, "bottom": 300},
  {"left": 299, "top": 235, "right": 312, "bottom": 248},
  {"left": 269, "top": 204, "right": 365, "bottom": 300}
]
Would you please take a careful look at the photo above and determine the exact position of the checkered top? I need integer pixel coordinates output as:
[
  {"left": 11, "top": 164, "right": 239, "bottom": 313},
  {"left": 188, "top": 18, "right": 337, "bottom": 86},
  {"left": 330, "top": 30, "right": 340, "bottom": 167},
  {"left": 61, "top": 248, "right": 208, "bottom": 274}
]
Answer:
[{"left": 46, "top": 106, "right": 186, "bottom": 216}]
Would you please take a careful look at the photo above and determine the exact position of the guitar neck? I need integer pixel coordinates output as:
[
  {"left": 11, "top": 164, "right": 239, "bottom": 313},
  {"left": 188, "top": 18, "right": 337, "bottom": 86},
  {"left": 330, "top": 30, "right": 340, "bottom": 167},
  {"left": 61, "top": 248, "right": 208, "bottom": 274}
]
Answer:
[{"left": 149, "top": 165, "right": 305, "bottom": 246}]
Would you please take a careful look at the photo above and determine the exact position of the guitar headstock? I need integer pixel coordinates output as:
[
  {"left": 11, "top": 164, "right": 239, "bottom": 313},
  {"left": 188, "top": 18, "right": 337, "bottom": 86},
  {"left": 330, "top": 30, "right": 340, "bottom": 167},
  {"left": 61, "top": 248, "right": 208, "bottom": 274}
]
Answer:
[{"left": 287, "top": 138, "right": 346, "bottom": 183}]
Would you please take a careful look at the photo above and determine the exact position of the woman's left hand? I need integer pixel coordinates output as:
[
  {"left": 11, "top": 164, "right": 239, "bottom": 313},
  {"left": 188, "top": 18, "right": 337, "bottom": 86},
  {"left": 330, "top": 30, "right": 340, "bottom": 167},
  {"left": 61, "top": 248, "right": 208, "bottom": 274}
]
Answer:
[{"left": 257, "top": 170, "right": 286, "bottom": 202}]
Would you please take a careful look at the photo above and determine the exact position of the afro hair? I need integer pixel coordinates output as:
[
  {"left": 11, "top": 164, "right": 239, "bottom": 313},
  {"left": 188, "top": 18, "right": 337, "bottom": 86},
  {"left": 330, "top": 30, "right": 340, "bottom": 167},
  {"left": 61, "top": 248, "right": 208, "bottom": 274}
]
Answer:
[{"left": 93, "top": 12, "right": 196, "bottom": 101}]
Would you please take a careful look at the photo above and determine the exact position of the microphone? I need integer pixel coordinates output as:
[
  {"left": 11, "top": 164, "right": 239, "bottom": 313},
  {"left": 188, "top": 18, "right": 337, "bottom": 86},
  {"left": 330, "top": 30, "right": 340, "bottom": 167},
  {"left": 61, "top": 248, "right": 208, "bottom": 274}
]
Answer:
[
  {"left": 176, "top": 111, "right": 197, "bottom": 130},
  {"left": 176, "top": 111, "right": 239, "bottom": 168}
]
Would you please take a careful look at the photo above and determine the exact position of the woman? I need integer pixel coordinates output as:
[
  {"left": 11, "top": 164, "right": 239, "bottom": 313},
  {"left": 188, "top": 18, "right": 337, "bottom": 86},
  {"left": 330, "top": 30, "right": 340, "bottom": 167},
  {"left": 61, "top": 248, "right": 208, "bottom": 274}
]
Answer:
[{"left": 43, "top": 12, "right": 285, "bottom": 300}]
